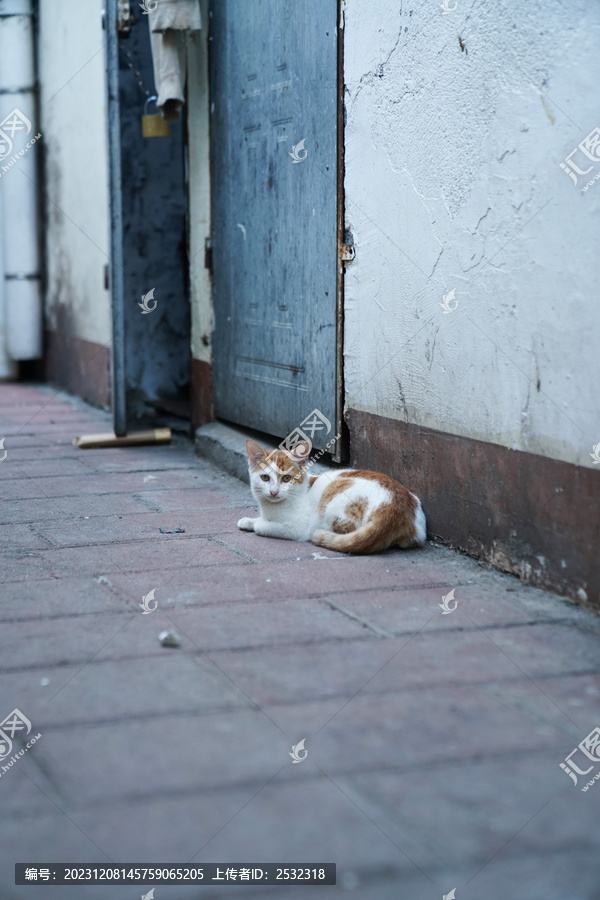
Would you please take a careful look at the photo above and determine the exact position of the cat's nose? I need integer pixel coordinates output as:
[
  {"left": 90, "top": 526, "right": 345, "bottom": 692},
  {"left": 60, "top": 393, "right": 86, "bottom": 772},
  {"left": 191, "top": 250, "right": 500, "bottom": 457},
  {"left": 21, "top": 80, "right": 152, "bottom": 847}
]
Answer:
[{"left": 270, "top": 488, "right": 279, "bottom": 497}]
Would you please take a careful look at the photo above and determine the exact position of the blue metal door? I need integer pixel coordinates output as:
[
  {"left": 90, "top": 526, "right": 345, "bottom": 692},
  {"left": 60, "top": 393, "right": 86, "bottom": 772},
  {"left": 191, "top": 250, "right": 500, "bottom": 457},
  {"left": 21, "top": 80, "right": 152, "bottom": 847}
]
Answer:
[{"left": 210, "top": 0, "right": 340, "bottom": 451}]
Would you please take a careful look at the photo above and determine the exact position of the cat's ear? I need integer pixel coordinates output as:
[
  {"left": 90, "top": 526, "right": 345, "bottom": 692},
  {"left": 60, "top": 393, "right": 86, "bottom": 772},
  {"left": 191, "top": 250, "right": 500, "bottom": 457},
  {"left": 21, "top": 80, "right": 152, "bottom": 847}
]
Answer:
[
  {"left": 289, "top": 443, "right": 311, "bottom": 468},
  {"left": 246, "top": 439, "right": 266, "bottom": 470}
]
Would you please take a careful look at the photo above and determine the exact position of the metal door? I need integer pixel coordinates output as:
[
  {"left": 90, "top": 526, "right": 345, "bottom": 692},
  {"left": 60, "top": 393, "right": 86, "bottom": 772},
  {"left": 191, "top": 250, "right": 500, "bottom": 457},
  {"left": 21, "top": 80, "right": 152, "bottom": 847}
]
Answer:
[{"left": 210, "top": 0, "right": 340, "bottom": 452}]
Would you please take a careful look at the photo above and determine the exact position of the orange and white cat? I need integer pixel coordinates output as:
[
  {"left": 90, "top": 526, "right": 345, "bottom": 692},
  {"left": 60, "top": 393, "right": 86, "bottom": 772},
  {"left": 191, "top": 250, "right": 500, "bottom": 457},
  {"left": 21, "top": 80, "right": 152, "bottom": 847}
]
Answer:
[{"left": 237, "top": 439, "right": 426, "bottom": 554}]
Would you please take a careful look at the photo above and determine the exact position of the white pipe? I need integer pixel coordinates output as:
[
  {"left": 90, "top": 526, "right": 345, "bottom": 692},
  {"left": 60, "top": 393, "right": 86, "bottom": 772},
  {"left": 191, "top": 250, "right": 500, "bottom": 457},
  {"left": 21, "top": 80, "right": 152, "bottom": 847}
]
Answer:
[
  {"left": 0, "top": 171, "right": 16, "bottom": 378},
  {"left": 0, "top": 0, "right": 42, "bottom": 361}
]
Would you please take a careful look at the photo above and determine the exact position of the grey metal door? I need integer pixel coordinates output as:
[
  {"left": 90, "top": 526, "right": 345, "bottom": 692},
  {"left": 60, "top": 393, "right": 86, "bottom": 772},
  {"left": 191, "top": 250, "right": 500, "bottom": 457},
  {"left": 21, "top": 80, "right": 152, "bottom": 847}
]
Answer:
[{"left": 210, "top": 0, "right": 339, "bottom": 451}]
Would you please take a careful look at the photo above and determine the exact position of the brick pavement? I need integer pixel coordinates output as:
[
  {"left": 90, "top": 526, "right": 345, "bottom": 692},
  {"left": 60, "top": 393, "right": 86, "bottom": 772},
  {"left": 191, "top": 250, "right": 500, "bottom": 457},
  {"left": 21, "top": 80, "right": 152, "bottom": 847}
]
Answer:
[{"left": 1, "top": 384, "right": 600, "bottom": 900}]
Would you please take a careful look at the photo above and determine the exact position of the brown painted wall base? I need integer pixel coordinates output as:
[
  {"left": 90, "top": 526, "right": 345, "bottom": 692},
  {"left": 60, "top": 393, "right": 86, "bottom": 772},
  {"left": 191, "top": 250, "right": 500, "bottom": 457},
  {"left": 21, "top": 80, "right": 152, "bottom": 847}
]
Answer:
[
  {"left": 191, "top": 358, "right": 214, "bottom": 432},
  {"left": 346, "top": 409, "right": 600, "bottom": 610},
  {"left": 45, "top": 330, "right": 110, "bottom": 409}
]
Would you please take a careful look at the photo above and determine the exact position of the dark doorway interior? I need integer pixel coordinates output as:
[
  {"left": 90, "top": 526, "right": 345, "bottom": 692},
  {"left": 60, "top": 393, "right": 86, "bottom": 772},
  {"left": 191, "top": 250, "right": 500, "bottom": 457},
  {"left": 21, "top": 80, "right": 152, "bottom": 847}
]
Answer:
[{"left": 117, "top": 11, "right": 190, "bottom": 429}]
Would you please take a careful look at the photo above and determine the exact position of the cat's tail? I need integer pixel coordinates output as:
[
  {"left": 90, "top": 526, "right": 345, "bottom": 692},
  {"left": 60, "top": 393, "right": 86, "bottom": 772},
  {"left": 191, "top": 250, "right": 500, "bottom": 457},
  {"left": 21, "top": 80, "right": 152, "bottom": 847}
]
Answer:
[
  {"left": 311, "top": 496, "right": 426, "bottom": 555},
  {"left": 311, "top": 518, "right": 393, "bottom": 555}
]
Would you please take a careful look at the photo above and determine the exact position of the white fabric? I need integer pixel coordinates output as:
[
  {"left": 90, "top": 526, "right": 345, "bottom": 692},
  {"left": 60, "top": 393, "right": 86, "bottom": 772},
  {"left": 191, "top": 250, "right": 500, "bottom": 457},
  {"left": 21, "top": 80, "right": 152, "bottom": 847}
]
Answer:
[
  {"left": 149, "top": 0, "right": 201, "bottom": 33},
  {"left": 149, "top": 28, "right": 186, "bottom": 121},
  {"left": 147, "top": 0, "right": 201, "bottom": 121}
]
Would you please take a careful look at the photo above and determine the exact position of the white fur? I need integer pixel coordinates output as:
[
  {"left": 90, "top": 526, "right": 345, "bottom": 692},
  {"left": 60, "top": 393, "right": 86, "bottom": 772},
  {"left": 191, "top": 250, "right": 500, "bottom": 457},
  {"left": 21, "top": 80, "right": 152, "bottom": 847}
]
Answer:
[
  {"left": 238, "top": 461, "right": 424, "bottom": 546},
  {"left": 307, "top": 470, "right": 392, "bottom": 536}
]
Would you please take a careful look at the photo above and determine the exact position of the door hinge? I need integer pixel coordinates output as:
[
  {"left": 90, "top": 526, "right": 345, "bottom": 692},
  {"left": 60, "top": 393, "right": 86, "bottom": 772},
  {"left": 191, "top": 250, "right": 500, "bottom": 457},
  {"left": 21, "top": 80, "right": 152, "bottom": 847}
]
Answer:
[{"left": 340, "top": 243, "right": 355, "bottom": 262}]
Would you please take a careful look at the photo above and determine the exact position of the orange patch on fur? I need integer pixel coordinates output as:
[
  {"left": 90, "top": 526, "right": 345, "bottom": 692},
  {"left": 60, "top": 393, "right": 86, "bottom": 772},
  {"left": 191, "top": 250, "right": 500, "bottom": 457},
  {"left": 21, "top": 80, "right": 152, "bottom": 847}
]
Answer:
[
  {"left": 331, "top": 516, "right": 356, "bottom": 534},
  {"left": 313, "top": 469, "right": 422, "bottom": 554},
  {"left": 346, "top": 497, "right": 368, "bottom": 522},
  {"left": 257, "top": 449, "right": 305, "bottom": 483}
]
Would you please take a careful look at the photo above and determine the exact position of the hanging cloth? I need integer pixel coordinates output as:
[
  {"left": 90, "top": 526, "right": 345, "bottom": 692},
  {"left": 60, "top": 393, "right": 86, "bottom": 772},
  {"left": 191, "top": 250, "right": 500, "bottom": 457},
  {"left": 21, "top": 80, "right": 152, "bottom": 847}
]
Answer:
[{"left": 147, "top": 0, "right": 201, "bottom": 122}]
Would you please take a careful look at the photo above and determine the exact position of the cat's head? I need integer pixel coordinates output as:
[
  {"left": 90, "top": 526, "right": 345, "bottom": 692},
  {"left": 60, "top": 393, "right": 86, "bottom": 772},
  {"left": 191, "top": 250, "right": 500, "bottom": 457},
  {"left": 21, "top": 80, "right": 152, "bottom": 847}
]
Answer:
[{"left": 246, "top": 438, "right": 309, "bottom": 504}]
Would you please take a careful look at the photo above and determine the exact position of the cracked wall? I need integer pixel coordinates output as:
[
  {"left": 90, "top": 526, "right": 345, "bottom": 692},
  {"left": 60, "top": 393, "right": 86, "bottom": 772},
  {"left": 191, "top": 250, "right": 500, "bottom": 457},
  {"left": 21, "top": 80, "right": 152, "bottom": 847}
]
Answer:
[{"left": 343, "top": 0, "right": 600, "bottom": 468}]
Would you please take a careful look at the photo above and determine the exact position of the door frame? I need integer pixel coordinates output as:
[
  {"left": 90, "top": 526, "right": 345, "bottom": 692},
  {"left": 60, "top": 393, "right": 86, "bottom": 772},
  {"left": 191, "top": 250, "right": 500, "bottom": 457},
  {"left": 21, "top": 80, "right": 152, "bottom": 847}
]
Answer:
[
  {"left": 334, "top": 0, "right": 346, "bottom": 463},
  {"left": 106, "top": 0, "right": 126, "bottom": 436}
]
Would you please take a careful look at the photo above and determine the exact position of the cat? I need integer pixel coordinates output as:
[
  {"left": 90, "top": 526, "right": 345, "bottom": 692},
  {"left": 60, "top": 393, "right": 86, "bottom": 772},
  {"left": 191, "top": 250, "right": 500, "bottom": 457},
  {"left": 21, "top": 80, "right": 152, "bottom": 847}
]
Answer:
[{"left": 237, "top": 439, "right": 426, "bottom": 554}]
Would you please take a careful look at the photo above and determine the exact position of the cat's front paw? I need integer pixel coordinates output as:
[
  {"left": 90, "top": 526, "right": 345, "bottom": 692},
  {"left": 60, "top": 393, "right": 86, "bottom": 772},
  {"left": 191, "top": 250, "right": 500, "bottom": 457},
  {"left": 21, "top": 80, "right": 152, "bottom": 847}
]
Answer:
[{"left": 237, "top": 516, "right": 256, "bottom": 531}]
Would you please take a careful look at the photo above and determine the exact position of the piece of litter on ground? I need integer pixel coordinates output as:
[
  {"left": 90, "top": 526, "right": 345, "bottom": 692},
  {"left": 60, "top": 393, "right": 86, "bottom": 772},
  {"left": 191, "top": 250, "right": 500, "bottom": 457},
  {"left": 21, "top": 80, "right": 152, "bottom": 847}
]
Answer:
[
  {"left": 40, "top": 677, "right": 49, "bottom": 686},
  {"left": 311, "top": 551, "right": 336, "bottom": 560},
  {"left": 266, "top": 578, "right": 271, "bottom": 582},
  {"left": 158, "top": 630, "right": 182, "bottom": 648},
  {"left": 159, "top": 526, "right": 185, "bottom": 534},
  {"left": 143, "top": 475, "right": 157, "bottom": 483}
]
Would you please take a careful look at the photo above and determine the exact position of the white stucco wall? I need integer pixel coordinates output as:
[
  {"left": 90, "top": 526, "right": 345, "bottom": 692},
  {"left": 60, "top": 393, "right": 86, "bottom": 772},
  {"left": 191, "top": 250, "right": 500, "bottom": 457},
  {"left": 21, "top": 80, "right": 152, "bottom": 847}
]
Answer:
[
  {"left": 343, "top": 0, "right": 600, "bottom": 469},
  {"left": 187, "top": 0, "right": 212, "bottom": 367},
  {"left": 38, "top": 0, "right": 110, "bottom": 346}
]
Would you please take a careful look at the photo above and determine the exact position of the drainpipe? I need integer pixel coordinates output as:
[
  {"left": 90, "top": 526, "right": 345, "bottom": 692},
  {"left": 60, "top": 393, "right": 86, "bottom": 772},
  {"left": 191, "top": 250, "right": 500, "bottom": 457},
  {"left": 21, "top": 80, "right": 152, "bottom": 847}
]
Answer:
[
  {"left": 0, "top": 0, "right": 42, "bottom": 363},
  {"left": 0, "top": 178, "right": 15, "bottom": 378}
]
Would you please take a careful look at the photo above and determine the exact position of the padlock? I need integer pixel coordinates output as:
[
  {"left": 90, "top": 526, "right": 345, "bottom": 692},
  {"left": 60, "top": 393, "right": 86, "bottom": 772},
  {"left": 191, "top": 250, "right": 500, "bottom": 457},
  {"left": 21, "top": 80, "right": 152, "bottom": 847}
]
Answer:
[{"left": 141, "top": 95, "right": 170, "bottom": 138}]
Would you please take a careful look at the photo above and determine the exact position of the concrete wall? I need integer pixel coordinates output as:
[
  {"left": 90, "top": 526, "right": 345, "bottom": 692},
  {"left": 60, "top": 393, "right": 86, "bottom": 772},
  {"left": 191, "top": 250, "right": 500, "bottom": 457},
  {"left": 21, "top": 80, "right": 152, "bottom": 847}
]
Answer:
[
  {"left": 342, "top": 0, "right": 600, "bottom": 604},
  {"left": 343, "top": 0, "right": 600, "bottom": 470},
  {"left": 38, "top": 0, "right": 111, "bottom": 403}
]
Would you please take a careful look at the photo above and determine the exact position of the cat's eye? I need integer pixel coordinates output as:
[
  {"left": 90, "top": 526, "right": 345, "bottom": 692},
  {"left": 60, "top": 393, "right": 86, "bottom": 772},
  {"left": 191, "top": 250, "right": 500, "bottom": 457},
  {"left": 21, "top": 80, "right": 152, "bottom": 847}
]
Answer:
[
  {"left": 282, "top": 474, "right": 292, "bottom": 482},
  {"left": 260, "top": 474, "right": 270, "bottom": 482}
]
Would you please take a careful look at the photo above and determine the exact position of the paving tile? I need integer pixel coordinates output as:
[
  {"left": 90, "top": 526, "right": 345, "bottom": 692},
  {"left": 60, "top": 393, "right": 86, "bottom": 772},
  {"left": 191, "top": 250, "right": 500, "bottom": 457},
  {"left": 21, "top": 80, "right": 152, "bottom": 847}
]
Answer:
[
  {"left": 265, "top": 684, "right": 570, "bottom": 768},
  {"left": 2, "top": 421, "right": 116, "bottom": 439},
  {"left": 0, "top": 576, "right": 129, "bottom": 623},
  {"left": 202, "top": 620, "right": 600, "bottom": 714},
  {"left": 212, "top": 528, "right": 349, "bottom": 563},
  {"left": 108, "top": 554, "right": 457, "bottom": 612},
  {"left": 22, "top": 711, "right": 285, "bottom": 807},
  {"left": 1, "top": 535, "right": 249, "bottom": 583},
  {"left": 4, "top": 470, "right": 232, "bottom": 501},
  {"left": 0, "top": 657, "right": 252, "bottom": 815},
  {"left": 2, "top": 493, "right": 155, "bottom": 525},
  {"left": 171, "top": 597, "right": 368, "bottom": 651},
  {"left": 142, "top": 487, "right": 247, "bottom": 513},
  {"left": 0, "top": 787, "right": 433, "bottom": 900},
  {"left": 0, "top": 603, "right": 274, "bottom": 671},
  {"left": 0, "top": 457, "right": 92, "bottom": 480},
  {"left": 499, "top": 672, "right": 600, "bottom": 726},
  {"left": 0, "top": 523, "right": 53, "bottom": 551},
  {"left": 331, "top": 582, "right": 578, "bottom": 635},
  {"left": 207, "top": 639, "right": 415, "bottom": 709},
  {"left": 2, "top": 383, "right": 600, "bottom": 900},
  {"left": 343, "top": 752, "right": 598, "bottom": 867},
  {"left": 371, "top": 620, "right": 600, "bottom": 693},
  {"left": 76, "top": 452, "right": 202, "bottom": 474},
  {"left": 1, "top": 443, "right": 88, "bottom": 460},
  {"left": 29, "top": 509, "right": 255, "bottom": 548},
  {"left": 18, "top": 655, "right": 248, "bottom": 727}
]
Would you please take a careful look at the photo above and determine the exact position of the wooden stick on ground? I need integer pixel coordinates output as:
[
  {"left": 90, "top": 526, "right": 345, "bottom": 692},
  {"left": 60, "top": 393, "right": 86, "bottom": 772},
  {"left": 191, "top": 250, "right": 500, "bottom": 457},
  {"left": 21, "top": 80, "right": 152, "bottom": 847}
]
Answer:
[{"left": 73, "top": 428, "right": 172, "bottom": 449}]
